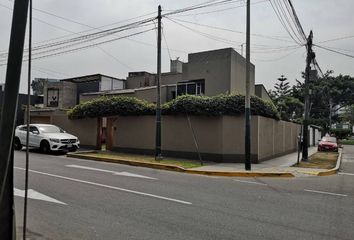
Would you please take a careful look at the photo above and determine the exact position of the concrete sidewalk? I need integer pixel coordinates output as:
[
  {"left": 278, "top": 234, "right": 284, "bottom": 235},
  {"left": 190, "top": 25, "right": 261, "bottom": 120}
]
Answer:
[
  {"left": 194, "top": 147, "right": 318, "bottom": 173},
  {"left": 190, "top": 147, "right": 343, "bottom": 177},
  {"left": 67, "top": 146, "right": 341, "bottom": 177}
]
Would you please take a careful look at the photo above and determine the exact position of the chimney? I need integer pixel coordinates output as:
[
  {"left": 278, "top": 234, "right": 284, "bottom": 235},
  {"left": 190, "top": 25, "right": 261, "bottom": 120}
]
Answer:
[{"left": 170, "top": 58, "right": 183, "bottom": 73}]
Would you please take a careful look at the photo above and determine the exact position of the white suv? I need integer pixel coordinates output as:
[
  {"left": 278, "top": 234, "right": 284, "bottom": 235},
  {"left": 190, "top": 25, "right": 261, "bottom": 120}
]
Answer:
[{"left": 14, "top": 124, "right": 80, "bottom": 153}]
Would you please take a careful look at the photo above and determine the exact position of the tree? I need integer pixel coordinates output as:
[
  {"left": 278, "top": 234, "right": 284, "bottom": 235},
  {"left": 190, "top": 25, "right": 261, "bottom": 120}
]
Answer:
[
  {"left": 270, "top": 75, "right": 301, "bottom": 120},
  {"left": 291, "top": 71, "right": 354, "bottom": 132},
  {"left": 31, "top": 78, "right": 46, "bottom": 96},
  {"left": 339, "top": 105, "right": 354, "bottom": 125},
  {"left": 276, "top": 96, "right": 304, "bottom": 121},
  {"left": 274, "top": 75, "right": 291, "bottom": 98}
]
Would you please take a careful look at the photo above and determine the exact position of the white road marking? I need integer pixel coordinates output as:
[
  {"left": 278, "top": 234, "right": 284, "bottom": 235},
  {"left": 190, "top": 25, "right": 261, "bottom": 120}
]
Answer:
[
  {"left": 14, "top": 188, "right": 66, "bottom": 205},
  {"left": 66, "top": 164, "right": 157, "bottom": 180},
  {"left": 339, "top": 172, "right": 354, "bottom": 176},
  {"left": 233, "top": 179, "right": 268, "bottom": 186},
  {"left": 15, "top": 167, "right": 191, "bottom": 205},
  {"left": 304, "top": 189, "right": 347, "bottom": 197}
]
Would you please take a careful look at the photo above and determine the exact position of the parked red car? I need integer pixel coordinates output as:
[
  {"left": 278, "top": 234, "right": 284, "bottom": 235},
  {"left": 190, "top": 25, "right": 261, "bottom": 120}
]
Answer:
[{"left": 318, "top": 136, "right": 338, "bottom": 152}]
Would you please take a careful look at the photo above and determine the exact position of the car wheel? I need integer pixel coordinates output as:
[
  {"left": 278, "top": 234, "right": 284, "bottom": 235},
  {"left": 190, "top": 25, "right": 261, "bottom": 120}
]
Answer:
[
  {"left": 14, "top": 137, "right": 22, "bottom": 150},
  {"left": 40, "top": 141, "right": 50, "bottom": 154}
]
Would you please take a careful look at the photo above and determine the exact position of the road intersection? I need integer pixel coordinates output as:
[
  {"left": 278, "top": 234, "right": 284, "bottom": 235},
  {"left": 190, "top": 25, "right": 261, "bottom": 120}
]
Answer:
[{"left": 14, "top": 146, "right": 354, "bottom": 240}]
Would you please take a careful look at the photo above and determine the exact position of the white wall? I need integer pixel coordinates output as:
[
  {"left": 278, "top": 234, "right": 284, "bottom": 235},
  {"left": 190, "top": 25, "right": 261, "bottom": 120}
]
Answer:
[{"left": 315, "top": 129, "right": 321, "bottom": 144}]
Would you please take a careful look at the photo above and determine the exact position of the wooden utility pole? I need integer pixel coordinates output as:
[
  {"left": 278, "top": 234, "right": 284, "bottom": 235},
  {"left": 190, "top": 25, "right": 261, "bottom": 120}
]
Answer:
[
  {"left": 302, "top": 31, "right": 314, "bottom": 161},
  {"left": 155, "top": 5, "right": 162, "bottom": 160},
  {"left": 0, "top": 0, "right": 29, "bottom": 239},
  {"left": 245, "top": 0, "right": 251, "bottom": 170}
]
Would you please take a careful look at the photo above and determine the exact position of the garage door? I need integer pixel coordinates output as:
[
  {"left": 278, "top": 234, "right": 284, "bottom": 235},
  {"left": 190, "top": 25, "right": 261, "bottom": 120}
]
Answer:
[{"left": 30, "top": 116, "right": 51, "bottom": 124}]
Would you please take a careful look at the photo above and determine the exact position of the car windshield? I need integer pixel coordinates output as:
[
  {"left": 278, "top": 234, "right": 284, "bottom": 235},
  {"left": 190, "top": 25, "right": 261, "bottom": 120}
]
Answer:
[
  {"left": 322, "top": 137, "right": 337, "bottom": 143},
  {"left": 38, "top": 125, "right": 65, "bottom": 133}
]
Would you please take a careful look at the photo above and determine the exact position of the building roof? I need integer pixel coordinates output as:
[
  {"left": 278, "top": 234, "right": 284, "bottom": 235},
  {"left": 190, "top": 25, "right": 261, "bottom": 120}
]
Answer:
[
  {"left": 60, "top": 74, "right": 125, "bottom": 83},
  {"left": 81, "top": 84, "right": 176, "bottom": 96}
]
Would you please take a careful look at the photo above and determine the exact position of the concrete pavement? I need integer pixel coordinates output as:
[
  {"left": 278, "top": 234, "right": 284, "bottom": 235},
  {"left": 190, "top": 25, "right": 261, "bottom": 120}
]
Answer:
[
  {"left": 13, "top": 146, "right": 354, "bottom": 240},
  {"left": 192, "top": 147, "right": 318, "bottom": 172},
  {"left": 70, "top": 146, "right": 337, "bottom": 177}
]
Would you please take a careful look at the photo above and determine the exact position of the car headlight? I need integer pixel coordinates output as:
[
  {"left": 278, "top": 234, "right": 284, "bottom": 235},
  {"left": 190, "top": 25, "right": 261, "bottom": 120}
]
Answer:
[{"left": 50, "top": 138, "right": 60, "bottom": 143}]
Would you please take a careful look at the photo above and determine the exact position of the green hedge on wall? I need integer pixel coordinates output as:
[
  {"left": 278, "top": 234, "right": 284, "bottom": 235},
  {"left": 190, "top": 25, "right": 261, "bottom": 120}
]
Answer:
[
  {"left": 68, "top": 94, "right": 280, "bottom": 120},
  {"left": 162, "top": 95, "right": 280, "bottom": 119},
  {"left": 68, "top": 96, "right": 155, "bottom": 119}
]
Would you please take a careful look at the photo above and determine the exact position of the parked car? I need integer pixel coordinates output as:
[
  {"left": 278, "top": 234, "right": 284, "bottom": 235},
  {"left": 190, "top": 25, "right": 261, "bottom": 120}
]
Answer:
[
  {"left": 14, "top": 124, "right": 80, "bottom": 153},
  {"left": 318, "top": 136, "right": 338, "bottom": 152}
]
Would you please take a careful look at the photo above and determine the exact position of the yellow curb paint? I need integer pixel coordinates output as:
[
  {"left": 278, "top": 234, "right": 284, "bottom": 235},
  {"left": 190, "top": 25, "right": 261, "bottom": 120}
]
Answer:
[{"left": 67, "top": 153, "right": 295, "bottom": 178}]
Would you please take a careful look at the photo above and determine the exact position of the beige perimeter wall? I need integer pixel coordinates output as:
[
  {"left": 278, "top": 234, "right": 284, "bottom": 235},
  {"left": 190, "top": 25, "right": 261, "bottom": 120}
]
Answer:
[
  {"left": 51, "top": 115, "right": 97, "bottom": 148},
  {"left": 110, "top": 115, "right": 301, "bottom": 163},
  {"left": 30, "top": 110, "right": 97, "bottom": 148}
]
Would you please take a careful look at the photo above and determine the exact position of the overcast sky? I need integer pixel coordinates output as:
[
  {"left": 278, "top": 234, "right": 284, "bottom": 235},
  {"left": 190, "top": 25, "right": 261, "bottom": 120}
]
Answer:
[{"left": 0, "top": 0, "right": 353, "bottom": 94}]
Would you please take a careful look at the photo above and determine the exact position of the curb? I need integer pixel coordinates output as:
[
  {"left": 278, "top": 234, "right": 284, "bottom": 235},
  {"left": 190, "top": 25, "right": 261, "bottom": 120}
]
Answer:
[
  {"left": 317, "top": 150, "right": 342, "bottom": 176},
  {"left": 296, "top": 150, "right": 342, "bottom": 176},
  {"left": 67, "top": 153, "right": 295, "bottom": 178}
]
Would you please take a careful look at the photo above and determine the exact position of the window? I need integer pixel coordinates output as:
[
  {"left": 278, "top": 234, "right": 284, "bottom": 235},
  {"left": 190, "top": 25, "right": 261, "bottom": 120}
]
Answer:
[
  {"left": 47, "top": 88, "right": 59, "bottom": 107},
  {"left": 176, "top": 80, "right": 205, "bottom": 97},
  {"left": 38, "top": 125, "right": 64, "bottom": 133},
  {"left": 19, "top": 126, "right": 27, "bottom": 131},
  {"left": 29, "top": 126, "right": 39, "bottom": 134}
]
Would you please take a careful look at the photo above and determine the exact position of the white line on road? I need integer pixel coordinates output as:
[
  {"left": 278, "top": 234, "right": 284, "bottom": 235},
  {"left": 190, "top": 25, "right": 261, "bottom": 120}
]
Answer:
[
  {"left": 339, "top": 172, "right": 354, "bottom": 176},
  {"left": 233, "top": 179, "right": 268, "bottom": 186},
  {"left": 14, "top": 167, "right": 191, "bottom": 205},
  {"left": 14, "top": 188, "right": 66, "bottom": 205},
  {"left": 66, "top": 164, "right": 158, "bottom": 180},
  {"left": 304, "top": 189, "right": 347, "bottom": 197}
]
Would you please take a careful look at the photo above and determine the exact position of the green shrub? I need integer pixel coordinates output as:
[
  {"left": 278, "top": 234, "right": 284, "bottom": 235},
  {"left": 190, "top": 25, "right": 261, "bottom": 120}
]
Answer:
[
  {"left": 162, "top": 94, "right": 280, "bottom": 119},
  {"left": 68, "top": 96, "right": 155, "bottom": 119},
  {"left": 68, "top": 94, "right": 280, "bottom": 120},
  {"left": 330, "top": 128, "right": 351, "bottom": 139}
]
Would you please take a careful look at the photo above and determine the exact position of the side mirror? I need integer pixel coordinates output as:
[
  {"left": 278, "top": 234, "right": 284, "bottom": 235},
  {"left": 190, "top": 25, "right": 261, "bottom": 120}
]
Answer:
[{"left": 31, "top": 130, "right": 39, "bottom": 135}]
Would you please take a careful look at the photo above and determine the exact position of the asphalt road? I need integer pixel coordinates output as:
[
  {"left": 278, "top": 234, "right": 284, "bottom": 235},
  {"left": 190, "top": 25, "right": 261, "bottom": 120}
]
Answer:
[{"left": 13, "top": 146, "right": 354, "bottom": 240}]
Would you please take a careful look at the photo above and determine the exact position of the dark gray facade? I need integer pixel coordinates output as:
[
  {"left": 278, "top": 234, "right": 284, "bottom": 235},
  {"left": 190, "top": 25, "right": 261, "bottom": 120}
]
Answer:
[{"left": 0, "top": 91, "right": 43, "bottom": 126}]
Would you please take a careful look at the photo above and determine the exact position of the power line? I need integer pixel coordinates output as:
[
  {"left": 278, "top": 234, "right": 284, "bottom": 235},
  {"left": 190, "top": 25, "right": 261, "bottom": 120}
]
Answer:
[
  {"left": 274, "top": 0, "right": 303, "bottom": 43},
  {"left": 32, "top": 66, "right": 69, "bottom": 77},
  {"left": 125, "top": 37, "right": 189, "bottom": 54},
  {"left": 163, "top": 0, "right": 241, "bottom": 17},
  {"left": 162, "top": 23, "right": 172, "bottom": 60},
  {"left": 26, "top": 23, "right": 154, "bottom": 58},
  {"left": 0, "top": 4, "right": 157, "bottom": 67},
  {"left": 268, "top": 0, "right": 305, "bottom": 45},
  {"left": 253, "top": 45, "right": 302, "bottom": 62},
  {"left": 316, "top": 35, "right": 354, "bottom": 44},
  {"left": 165, "top": 16, "right": 243, "bottom": 46},
  {"left": 0, "top": 28, "right": 155, "bottom": 66},
  {"left": 269, "top": 0, "right": 301, "bottom": 45},
  {"left": 168, "top": 17, "right": 294, "bottom": 43},
  {"left": 285, "top": 0, "right": 306, "bottom": 40},
  {"left": 314, "top": 44, "right": 354, "bottom": 59},
  {"left": 166, "top": 16, "right": 299, "bottom": 54},
  {"left": 312, "top": 59, "right": 324, "bottom": 78},
  {"left": 171, "top": 0, "right": 267, "bottom": 17},
  {"left": 0, "top": 2, "right": 156, "bottom": 53}
]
